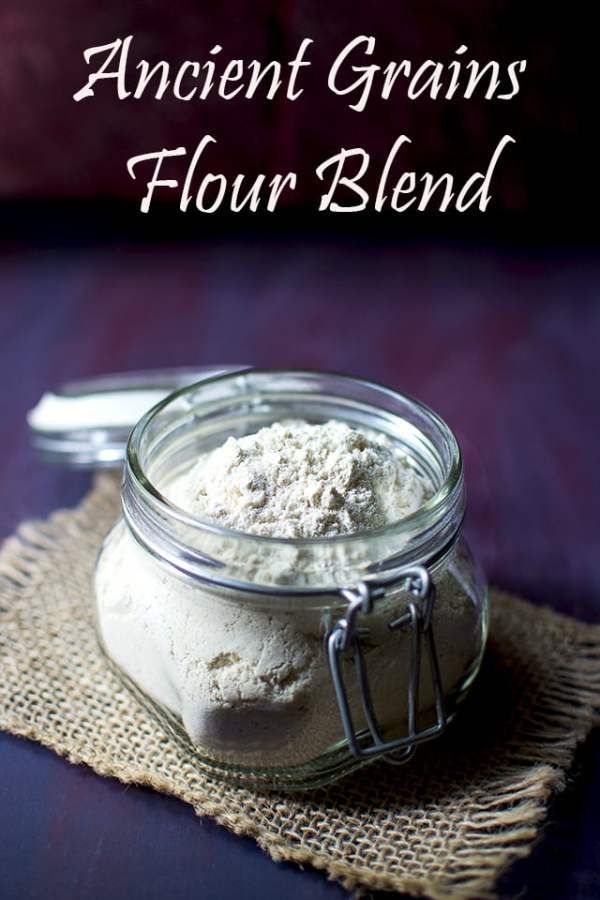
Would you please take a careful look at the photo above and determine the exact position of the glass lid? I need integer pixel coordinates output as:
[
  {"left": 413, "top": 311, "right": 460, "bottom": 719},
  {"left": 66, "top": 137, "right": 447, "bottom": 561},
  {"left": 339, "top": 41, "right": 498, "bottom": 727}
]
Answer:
[{"left": 27, "top": 365, "right": 247, "bottom": 468}]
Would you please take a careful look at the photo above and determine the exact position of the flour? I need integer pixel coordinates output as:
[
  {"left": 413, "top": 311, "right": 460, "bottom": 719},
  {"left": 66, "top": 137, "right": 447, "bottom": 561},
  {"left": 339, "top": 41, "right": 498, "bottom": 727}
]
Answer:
[
  {"left": 95, "top": 420, "right": 481, "bottom": 769},
  {"left": 181, "top": 420, "right": 429, "bottom": 538}
]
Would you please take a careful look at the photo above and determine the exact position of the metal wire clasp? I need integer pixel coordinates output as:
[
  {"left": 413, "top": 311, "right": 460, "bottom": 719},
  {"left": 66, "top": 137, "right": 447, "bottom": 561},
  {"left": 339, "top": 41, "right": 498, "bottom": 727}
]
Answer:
[{"left": 326, "top": 565, "right": 447, "bottom": 761}]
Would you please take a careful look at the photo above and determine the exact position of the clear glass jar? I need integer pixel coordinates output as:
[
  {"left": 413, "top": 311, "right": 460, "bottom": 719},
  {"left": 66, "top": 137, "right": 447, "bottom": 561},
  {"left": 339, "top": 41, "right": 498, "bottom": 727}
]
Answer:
[{"left": 93, "top": 370, "right": 488, "bottom": 791}]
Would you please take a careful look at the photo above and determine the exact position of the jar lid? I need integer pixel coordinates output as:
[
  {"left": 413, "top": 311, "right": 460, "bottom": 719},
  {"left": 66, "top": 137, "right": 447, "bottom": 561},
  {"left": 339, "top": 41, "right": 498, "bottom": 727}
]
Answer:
[{"left": 27, "top": 365, "right": 246, "bottom": 468}]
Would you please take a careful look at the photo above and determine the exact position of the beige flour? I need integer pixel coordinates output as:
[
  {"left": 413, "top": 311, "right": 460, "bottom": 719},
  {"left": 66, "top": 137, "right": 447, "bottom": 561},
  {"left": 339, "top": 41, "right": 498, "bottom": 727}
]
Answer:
[
  {"left": 95, "top": 421, "right": 481, "bottom": 768},
  {"left": 182, "top": 420, "right": 430, "bottom": 537}
]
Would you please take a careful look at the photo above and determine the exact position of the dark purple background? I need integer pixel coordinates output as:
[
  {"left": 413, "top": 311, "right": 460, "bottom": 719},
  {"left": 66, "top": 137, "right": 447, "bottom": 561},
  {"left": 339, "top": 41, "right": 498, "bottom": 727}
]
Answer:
[
  {"left": 1, "top": 0, "right": 596, "bottom": 226},
  {"left": 1, "top": 235, "right": 599, "bottom": 898}
]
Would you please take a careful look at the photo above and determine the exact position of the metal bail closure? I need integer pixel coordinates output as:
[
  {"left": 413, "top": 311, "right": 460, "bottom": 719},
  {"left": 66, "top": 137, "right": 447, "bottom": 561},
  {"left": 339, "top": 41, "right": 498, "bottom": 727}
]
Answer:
[{"left": 326, "top": 565, "right": 447, "bottom": 761}]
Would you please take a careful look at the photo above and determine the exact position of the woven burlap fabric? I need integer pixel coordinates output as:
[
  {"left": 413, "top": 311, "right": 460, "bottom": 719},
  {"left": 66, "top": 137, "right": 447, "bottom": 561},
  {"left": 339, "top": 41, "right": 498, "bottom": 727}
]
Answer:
[{"left": 1, "top": 474, "right": 599, "bottom": 899}]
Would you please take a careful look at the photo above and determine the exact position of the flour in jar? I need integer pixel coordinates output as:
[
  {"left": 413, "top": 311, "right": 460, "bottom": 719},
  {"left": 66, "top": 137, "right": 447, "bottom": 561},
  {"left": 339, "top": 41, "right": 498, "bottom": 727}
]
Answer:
[
  {"left": 173, "top": 420, "right": 430, "bottom": 537},
  {"left": 95, "top": 420, "right": 480, "bottom": 767}
]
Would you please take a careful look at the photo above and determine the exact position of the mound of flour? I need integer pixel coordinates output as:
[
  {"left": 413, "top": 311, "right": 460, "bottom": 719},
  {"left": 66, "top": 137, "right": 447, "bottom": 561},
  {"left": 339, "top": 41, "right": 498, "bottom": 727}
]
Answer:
[{"left": 175, "top": 420, "right": 430, "bottom": 537}]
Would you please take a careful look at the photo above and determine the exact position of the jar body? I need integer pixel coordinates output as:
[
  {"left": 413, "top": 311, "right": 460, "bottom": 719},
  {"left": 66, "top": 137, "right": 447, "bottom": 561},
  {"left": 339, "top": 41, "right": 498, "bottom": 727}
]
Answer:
[
  {"left": 94, "top": 518, "right": 487, "bottom": 789},
  {"left": 92, "top": 370, "right": 489, "bottom": 790}
]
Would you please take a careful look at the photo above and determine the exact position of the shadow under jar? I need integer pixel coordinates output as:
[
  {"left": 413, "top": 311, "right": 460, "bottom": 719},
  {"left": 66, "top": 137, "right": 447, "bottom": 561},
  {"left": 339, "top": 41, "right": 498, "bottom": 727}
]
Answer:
[{"left": 93, "top": 370, "right": 488, "bottom": 791}]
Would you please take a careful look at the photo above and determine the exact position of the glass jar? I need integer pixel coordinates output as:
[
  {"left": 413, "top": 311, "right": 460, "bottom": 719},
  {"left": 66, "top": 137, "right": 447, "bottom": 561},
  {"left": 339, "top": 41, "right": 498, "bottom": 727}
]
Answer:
[{"left": 93, "top": 370, "right": 488, "bottom": 791}]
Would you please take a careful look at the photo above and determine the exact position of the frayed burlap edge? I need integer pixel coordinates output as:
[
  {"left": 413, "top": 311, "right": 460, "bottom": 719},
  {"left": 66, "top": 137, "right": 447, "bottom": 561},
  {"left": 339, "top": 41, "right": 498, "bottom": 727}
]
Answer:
[{"left": 1, "top": 472, "right": 599, "bottom": 900}]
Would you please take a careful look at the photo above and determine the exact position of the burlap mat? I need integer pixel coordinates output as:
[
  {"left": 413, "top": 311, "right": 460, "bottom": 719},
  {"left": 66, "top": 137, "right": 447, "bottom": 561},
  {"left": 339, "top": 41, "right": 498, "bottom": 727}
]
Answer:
[{"left": 1, "top": 474, "right": 599, "bottom": 900}]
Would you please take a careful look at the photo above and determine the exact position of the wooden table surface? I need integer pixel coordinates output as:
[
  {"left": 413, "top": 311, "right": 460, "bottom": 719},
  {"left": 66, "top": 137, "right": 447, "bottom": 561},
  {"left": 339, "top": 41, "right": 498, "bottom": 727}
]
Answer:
[{"left": 1, "top": 236, "right": 599, "bottom": 898}]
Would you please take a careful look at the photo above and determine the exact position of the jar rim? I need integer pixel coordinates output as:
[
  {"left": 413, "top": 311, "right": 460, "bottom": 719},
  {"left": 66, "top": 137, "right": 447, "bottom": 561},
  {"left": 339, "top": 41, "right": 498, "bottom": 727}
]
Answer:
[{"left": 125, "top": 368, "right": 464, "bottom": 550}]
